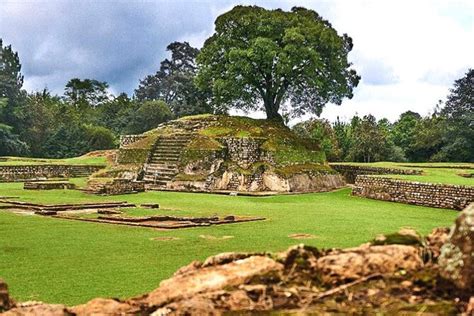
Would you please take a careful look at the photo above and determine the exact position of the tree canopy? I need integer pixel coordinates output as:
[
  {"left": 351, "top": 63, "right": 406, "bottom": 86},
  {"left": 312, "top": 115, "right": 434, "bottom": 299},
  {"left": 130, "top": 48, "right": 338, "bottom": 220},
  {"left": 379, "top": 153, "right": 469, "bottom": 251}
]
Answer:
[
  {"left": 64, "top": 78, "right": 110, "bottom": 108},
  {"left": 196, "top": 5, "right": 360, "bottom": 123},
  {"left": 135, "top": 41, "right": 212, "bottom": 117}
]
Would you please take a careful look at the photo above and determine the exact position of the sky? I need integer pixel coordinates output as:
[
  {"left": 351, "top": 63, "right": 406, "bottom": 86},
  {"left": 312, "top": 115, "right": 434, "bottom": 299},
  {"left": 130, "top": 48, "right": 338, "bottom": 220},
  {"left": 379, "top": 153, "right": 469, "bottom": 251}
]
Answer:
[{"left": 0, "top": 0, "right": 473, "bottom": 122}]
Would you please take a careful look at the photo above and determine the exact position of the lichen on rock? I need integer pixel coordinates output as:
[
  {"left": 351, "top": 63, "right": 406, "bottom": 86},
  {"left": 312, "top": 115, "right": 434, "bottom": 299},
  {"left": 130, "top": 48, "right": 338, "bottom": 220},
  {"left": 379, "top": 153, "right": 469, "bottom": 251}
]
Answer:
[{"left": 438, "top": 203, "right": 474, "bottom": 290}]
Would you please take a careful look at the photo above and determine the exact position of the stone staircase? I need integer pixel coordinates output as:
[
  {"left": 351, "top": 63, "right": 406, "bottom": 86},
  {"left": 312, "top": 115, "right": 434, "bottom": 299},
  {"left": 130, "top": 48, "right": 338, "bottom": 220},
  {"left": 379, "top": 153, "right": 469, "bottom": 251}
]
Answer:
[{"left": 143, "top": 133, "right": 192, "bottom": 189}]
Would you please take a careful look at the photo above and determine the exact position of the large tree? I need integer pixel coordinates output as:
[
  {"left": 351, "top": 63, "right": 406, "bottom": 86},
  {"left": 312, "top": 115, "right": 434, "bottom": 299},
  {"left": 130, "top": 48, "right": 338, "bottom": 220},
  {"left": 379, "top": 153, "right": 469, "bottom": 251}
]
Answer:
[
  {"left": 439, "top": 69, "right": 474, "bottom": 161},
  {"left": 196, "top": 6, "right": 359, "bottom": 123},
  {"left": 348, "top": 115, "right": 386, "bottom": 162},
  {"left": 136, "top": 41, "right": 212, "bottom": 117},
  {"left": 0, "top": 39, "right": 24, "bottom": 126}
]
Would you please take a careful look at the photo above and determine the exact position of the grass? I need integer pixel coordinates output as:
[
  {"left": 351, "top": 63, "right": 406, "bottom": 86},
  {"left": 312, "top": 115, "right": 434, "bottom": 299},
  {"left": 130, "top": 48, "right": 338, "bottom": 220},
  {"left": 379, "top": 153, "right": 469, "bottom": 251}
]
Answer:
[
  {"left": 0, "top": 181, "right": 458, "bottom": 306},
  {"left": 332, "top": 162, "right": 474, "bottom": 186},
  {"left": 0, "top": 156, "right": 107, "bottom": 166}
]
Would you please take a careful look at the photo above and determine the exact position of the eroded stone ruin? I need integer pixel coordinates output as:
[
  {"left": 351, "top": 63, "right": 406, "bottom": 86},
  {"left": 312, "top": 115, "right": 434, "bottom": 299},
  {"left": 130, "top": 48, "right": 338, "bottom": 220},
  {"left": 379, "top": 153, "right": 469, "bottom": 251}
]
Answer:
[
  {"left": 2, "top": 203, "right": 473, "bottom": 315},
  {"left": 109, "top": 115, "right": 345, "bottom": 193}
]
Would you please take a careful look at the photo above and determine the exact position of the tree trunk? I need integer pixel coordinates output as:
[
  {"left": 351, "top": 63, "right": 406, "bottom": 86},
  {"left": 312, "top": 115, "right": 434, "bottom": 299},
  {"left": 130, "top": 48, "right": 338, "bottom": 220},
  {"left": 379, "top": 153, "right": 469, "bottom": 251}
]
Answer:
[{"left": 264, "top": 98, "right": 284, "bottom": 125}]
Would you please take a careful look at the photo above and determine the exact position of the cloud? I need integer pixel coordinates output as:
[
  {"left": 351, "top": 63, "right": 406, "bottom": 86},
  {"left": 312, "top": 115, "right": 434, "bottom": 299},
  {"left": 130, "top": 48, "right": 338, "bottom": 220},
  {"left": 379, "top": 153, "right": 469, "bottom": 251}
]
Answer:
[
  {"left": 0, "top": 0, "right": 234, "bottom": 94},
  {"left": 0, "top": 0, "right": 473, "bottom": 122}
]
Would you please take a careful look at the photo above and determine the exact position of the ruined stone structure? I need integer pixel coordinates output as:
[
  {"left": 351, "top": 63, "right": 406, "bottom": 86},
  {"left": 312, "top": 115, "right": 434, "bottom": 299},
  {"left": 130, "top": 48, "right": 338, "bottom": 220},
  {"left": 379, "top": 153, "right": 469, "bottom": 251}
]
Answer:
[
  {"left": 115, "top": 115, "right": 345, "bottom": 193},
  {"left": 119, "top": 135, "right": 147, "bottom": 147},
  {"left": 353, "top": 175, "right": 474, "bottom": 210},
  {"left": 23, "top": 181, "right": 76, "bottom": 190},
  {"left": 85, "top": 179, "right": 145, "bottom": 195},
  {"left": 0, "top": 165, "right": 104, "bottom": 182},
  {"left": 330, "top": 164, "right": 422, "bottom": 183}
]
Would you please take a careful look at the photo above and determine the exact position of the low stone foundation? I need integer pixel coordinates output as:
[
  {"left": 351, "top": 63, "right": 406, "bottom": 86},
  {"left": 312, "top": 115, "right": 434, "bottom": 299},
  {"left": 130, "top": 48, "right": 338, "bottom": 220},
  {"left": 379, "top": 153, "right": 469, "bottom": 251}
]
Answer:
[
  {"left": 24, "top": 181, "right": 76, "bottom": 190},
  {"left": 353, "top": 175, "right": 474, "bottom": 210},
  {"left": 0, "top": 165, "right": 104, "bottom": 182},
  {"left": 86, "top": 178, "right": 145, "bottom": 195},
  {"left": 330, "top": 164, "right": 421, "bottom": 183}
]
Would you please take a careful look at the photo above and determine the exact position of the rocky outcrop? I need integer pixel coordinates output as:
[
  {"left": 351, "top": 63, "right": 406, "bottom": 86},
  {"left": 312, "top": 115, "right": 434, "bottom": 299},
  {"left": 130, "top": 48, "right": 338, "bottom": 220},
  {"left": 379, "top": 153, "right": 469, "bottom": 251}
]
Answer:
[
  {"left": 0, "top": 280, "right": 12, "bottom": 313},
  {"left": 315, "top": 244, "right": 423, "bottom": 284},
  {"left": 439, "top": 203, "right": 474, "bottom": 290}
]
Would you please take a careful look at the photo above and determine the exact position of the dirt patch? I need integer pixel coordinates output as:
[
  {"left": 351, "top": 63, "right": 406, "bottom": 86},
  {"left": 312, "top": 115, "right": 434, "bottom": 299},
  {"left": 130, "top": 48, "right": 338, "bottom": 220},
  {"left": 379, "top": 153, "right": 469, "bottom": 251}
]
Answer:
[
  {"left": 151, "top": 237, "right": 180, "bottom": 241},
  {"left": 199, "top": 235, "right": 234, "bottom": 240},
  {"left": 288, "top": 233, "right": 317, "bottom": 239}
]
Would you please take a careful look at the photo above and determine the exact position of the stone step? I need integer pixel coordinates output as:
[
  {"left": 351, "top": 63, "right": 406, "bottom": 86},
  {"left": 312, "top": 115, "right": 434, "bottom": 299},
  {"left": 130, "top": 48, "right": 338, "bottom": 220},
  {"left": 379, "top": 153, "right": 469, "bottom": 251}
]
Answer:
[
  {"left": 154, "top": 146, "right": 186, "bottom": 151},
  {"left": 152, "top": 153, "right": 181, "bottom": 158},
  {"left": 153, "top": 148, "right": 183, "bottom": 153},
  {"left": 146, "top": 165, "right": 178, "bottom": 172},
  {"left": 144, "top": 176, "right": 174, "bottom": 182},
  {"left": 145, "top": 173, "right": 176, "bottom": 178},
  {"left": 145, "top": 165, "right": 177, "bottom": 172},
  {"left": 158, "top": 139, "right": 189, "bottom": 144},
  {"left": 143, "top": 180, "right": 168, "bottom": 186},
  {"left": 150, "top": 158, "right": 180, "bottom": 164}
]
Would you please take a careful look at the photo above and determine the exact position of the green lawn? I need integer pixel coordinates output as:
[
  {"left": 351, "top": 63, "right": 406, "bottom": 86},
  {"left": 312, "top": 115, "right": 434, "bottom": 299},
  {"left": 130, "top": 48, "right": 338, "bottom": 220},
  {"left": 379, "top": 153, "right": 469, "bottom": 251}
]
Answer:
[
  {"left": 332, "top": 162, "right": 474, "bottom": 186},
  {"left": 0, "top": 156, "right": 107, "bottom": 166},
  {"left": 0, "top": 182, "right": 458, "bottom": 306}
]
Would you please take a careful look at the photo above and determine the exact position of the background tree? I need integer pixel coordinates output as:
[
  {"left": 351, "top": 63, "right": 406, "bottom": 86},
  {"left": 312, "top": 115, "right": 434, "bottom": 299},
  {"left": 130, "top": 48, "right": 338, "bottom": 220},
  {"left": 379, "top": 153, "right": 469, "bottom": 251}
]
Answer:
[
  {"left": 333, "top": 117, "right": 352, "bottom": 161},
  {"left": 125, "top": 100, "right": 173, "bottom": 134},
  {"left": 392, "top": 111, "right": 421, "bottom": 161},
  {"left": 437, "top": 69, "right": 474, "bottom": 162},
  {"left": 0, "top": 123, "right": 28, "bottom": 156},
  {"left": 98, "top": 93, "right": 137, "bottom": 134},
  {"left": 196, "top": 6, "right": 359, "bottom": 123},
  {"left": 14, "top": 90, "right": 58, "bottom": 156},
  {"left": 293, "top": 119, "right": 341, "bottom": 161},
  {"left": 136, "top": 42, "right": 212, "bottom": 117},
  {"left": 64, "top": 78, "right": 110, "bottom": 108},
  {"left": 0, "top": 39, "right": 25, "bottom": 127},
  {"left": 348, "top": 115, "right": 386, "bottom": 162},
  {"left": 411, "top": 111, "right": 445, "bottom": 162}
]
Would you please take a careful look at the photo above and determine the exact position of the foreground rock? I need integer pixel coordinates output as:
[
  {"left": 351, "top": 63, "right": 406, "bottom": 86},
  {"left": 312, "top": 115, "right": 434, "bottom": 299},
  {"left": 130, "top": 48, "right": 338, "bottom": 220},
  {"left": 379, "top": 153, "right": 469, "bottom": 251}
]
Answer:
[
  {"left": 0, "top": 280, "right": 12, "bottom": 313},
  {"left": 2, "top": 207, "right": 473, "bottom": 314},
  {"left": 439, "top": 203, "right": 474, "bottom": 291}
]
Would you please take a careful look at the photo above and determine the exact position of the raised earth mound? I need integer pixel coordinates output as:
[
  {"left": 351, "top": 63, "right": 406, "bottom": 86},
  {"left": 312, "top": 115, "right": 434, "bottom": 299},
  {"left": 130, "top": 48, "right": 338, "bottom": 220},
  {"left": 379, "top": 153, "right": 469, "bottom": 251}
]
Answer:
[
  {"left": 110, "top": 114, "right": 344, "bottom": 193},
  {"left": 1, "top": 204, "right": 473, "bottom": 315}
]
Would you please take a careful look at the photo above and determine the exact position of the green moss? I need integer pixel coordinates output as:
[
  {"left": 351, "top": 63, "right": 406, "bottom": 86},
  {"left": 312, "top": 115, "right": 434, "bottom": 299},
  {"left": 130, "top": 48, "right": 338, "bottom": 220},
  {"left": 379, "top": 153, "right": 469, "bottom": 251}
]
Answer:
[
  {"left": 199, "top": 127, "right": 233, "bottom": 137},
  {"left": 274, "top": 163, "right": 335, "bottom": 178},
  {"left": 117, "top": 148, "right": 149, "bottom": 164},
  {"left": 371, "top": 232, "right": 422, "bottom": 246},
  {"left": 187, "top": 136, "right": 223, "bottom": 151}
]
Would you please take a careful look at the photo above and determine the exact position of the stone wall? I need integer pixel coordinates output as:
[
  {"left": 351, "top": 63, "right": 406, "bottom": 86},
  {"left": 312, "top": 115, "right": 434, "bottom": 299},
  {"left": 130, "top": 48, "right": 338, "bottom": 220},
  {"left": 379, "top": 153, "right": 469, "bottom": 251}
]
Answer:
[
  {"left": 24, "top": 181, "right": 76, "bottom": 190},
  {"left": 353, "top": 175, "right": 474, "bottom": 210},
  {"left": 330, "top": 164, "right": 422, "bottom": 183},
  {"left": 0, "top": 165, "right": 104, "bottom": 182},
  {"left": 221, "top": 137, "right": 273, "bottom": 168},
  {"left": 86, "top": 178, "right": 145, "bottom": 195},
  {"left": 120, "top": 135, "right": 147, "bottom": 148}
]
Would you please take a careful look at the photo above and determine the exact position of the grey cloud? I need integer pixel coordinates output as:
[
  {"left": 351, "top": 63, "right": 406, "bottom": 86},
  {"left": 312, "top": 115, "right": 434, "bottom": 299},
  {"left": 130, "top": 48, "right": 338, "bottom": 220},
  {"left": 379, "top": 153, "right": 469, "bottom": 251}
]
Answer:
[
  {"left": 0, "top": 0, "right": 236, "bottom": 95},
  {"left": 359, "top": 58, "right": 400, "bottom": 85},
  {"left": 420, "top": 68, "right": 467, "bottom": 86}
]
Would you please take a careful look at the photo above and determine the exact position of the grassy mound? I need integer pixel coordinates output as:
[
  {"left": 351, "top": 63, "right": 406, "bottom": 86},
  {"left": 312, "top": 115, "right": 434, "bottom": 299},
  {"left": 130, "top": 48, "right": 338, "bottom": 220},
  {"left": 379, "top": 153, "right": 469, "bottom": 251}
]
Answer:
[{"left": 119, "top": 114, "right": 330, "bottom": 175}]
